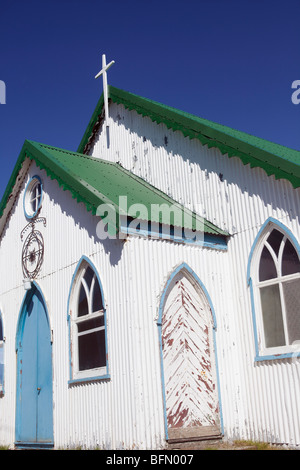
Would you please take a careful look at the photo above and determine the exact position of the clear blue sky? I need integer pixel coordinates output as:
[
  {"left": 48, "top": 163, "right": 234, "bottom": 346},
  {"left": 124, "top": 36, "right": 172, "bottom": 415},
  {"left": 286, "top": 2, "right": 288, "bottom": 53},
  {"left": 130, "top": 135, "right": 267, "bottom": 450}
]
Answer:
[{"left": 0, "top": 0, "right": 299, "bottom": 200}]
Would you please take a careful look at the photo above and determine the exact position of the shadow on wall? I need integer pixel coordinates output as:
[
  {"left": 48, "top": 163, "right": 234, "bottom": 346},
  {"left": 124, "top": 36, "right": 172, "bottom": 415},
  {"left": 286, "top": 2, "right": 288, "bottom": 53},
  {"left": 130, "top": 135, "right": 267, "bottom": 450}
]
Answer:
[{"left": 46, "top": 174, "right": 126, "bottom": 267}]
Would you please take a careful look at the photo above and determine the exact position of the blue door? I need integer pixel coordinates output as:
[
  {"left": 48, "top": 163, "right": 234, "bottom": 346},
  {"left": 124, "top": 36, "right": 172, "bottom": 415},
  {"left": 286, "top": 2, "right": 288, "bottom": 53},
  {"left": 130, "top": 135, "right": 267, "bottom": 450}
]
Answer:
[{"left": 15, "top": 285, "right": 53, "bottom": 448}]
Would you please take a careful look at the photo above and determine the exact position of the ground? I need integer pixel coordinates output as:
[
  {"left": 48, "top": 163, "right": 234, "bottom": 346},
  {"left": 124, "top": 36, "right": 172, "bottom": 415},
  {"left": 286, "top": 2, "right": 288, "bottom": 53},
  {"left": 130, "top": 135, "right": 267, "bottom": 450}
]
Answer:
[{"left": 167, "top": 438, "right": 294, "bottom": 451}]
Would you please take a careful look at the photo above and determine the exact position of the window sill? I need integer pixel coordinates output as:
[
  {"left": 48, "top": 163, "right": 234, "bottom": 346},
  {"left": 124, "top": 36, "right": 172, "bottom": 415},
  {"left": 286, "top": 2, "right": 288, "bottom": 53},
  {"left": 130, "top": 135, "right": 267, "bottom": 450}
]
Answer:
[
  {"left": 255, "top": 351, "right": 300, "bottom": 362},
  {"left": 68, "top": 373, "right": 110, "bottom": 386}
]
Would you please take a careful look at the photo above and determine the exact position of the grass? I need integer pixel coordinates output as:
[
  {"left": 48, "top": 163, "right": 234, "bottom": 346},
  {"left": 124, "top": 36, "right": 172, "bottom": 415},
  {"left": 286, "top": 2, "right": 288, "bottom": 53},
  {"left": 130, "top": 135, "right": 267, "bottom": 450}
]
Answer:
[
  {"left": 0, "top": 439, "right": 291, "bottom": 451},
  {"left": 232, "top": 439, "right": 274, "bottom": 450},
  {"left": 204, "top": 439, "right": 287, "bottom": 450}
]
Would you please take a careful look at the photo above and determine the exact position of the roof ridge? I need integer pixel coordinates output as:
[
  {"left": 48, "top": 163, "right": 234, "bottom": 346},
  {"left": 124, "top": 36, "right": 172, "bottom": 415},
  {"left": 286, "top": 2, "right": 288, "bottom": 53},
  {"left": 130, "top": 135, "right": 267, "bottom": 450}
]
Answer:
[
  {"left": 108, "top": 86, "right": 300, "bottom": 155},
  {"left": 76, "top": 87, "right": 300, "bottom": 188},
  {"left": 101, "top": 86, "right": 299, "bottom": 188}
]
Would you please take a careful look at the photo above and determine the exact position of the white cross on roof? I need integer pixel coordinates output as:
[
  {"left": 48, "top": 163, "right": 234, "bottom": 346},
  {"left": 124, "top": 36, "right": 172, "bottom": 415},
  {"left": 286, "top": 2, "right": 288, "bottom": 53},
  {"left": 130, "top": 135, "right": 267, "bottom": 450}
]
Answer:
[{"left": 95, "top": 54, "right": 115, "bottom": 123}]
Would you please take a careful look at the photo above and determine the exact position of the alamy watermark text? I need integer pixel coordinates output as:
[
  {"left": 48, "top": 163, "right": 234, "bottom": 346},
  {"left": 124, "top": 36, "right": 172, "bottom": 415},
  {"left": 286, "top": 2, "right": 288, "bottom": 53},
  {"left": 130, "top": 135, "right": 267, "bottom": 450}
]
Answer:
[
  {"left": 0, "top": 80, "right": 5, "bottom": 104},
  {"left": 95, "top": 196, "right": 205, "bottom": 243},
  {"left": 291, "top": 80, "right": 300, "bottom": 105}
]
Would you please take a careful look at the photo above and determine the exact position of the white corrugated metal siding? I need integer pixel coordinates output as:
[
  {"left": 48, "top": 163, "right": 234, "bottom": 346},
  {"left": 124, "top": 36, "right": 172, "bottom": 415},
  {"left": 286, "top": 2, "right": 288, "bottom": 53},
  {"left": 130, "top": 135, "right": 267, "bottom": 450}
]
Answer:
[
  {"left": 89, "top": 104, "right": 300, "bottom": 447},
  {"left": 0, "top": 100, "right": 299, "bottom": 449}
]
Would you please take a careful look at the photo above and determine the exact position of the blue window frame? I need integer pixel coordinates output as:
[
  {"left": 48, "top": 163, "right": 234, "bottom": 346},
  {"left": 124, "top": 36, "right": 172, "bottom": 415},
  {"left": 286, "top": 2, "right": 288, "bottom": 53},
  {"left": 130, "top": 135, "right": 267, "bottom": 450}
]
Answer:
[
  {"left": 23, "top": 175, "right": 43, "bottom": 219},
  {"left": 248, "top": 218, "right": 300, "bottom": 361},
  {"left": 68, "top": 257, "right": 109, "bottom": 383}
]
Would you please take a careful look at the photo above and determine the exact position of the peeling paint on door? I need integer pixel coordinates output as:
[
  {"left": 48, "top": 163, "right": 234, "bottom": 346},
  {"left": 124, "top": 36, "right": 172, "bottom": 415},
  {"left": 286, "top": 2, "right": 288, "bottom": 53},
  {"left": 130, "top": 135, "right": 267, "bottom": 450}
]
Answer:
[{"left": 161, "top": 268, "right": 220, "bottom": 441}]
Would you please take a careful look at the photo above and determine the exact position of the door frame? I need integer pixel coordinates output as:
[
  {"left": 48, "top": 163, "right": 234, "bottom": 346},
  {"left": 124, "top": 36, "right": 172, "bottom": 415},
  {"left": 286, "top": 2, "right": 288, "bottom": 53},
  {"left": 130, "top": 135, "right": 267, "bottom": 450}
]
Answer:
[
  {"left": 15, "top": 281, "right": 54, "bottom": 448},
  {"left": 157, "top": 263, "right": 224, "bottom": 441}
]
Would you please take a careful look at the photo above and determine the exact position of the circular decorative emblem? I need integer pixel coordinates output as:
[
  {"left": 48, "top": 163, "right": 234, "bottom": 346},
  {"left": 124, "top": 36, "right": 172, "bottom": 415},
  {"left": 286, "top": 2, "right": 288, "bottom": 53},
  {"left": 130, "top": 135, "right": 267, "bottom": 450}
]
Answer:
[
  {"left": 23, "top": 175, "right": 43, "bottom": 219},
  {"left": 21, "top": 217, "right": 46, "bottom": 280},
  {"left": 21, "top": 229, "right": 44, "bottom": 279}
]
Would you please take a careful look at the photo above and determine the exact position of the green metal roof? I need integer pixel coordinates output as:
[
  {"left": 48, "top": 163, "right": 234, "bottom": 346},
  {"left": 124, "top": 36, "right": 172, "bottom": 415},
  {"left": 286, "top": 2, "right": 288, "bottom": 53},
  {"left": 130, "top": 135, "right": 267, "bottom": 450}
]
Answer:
[
  {"left": 78, "top": 86, "right": 300, "bottom": 189},
  {"left": 0, "top": 140, "right": 228, "bottom": 239}
]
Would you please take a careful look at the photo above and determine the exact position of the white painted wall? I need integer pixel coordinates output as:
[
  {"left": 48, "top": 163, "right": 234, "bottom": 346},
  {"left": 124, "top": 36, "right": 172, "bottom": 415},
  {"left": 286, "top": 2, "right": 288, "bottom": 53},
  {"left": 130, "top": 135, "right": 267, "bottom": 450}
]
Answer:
[
  {"left": 0, "top": 98, "right": 299, "bottom": 449},
  {"left": 0, "top": 160, "right": 232, "bottom": 449},
  {"left": 87, "top": 103, "right": 300, "bottom": 447}
]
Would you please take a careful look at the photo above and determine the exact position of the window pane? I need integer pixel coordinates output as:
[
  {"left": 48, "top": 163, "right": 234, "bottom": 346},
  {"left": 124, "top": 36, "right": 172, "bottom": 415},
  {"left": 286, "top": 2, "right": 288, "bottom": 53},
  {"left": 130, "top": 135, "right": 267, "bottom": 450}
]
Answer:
[
  {"left": 78, "top": 330, "right": 106, "bottom": 371},
  {"left": 77, "top": 316, "right": 104, "bottom": 333},
  {"left": 78, "top": 284, "right": 88, "bottom": 317},
  {"left": 30, "top": 194, "right": 37, "bottom": 212},
  {"left": 260, "top": 284, "right": 285, "bottom": 348},
  {"left": 283, "top": 279, "right": 300, "bottom": 344},
  {"left": 259, "top": 246, "right": 277, "bottom": 281},
  {"left": 267, "top": 229, "right": 284, "bottom": 256},
  {"left": 36, "top": 183, "right": 41, "bottom": 197},
  {"left": 30, "top": 182, "right": 41, "bottom": 212},
  {"left": 83, "top": 266, "right": 94, "bottom": 290},
  {"left": 92, "top": 279, "right": 103, "bottom": 312},
  {"left": 0, "top": 319, "right": 2, "bottom": 341},
  {"left": 282, "top": 239, "right": 300, "bottom": 276}
]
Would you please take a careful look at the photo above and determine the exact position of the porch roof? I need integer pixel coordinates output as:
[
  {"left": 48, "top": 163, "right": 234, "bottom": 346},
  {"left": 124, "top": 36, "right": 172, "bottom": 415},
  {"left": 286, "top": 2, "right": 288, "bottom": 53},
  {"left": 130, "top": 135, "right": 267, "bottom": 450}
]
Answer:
[{"left": 0, "top": 140, "right": 228, "bottom": 241}]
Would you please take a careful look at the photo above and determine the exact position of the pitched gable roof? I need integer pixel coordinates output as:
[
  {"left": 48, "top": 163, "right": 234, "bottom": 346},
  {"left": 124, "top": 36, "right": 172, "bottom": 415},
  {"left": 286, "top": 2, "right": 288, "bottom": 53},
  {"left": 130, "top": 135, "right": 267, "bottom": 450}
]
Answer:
[
  {"left": 0, "top": 140, "right": 228, "bottom": 241},
  {"left": 78, "top": 86, "right": 300, "bottom": 189}
]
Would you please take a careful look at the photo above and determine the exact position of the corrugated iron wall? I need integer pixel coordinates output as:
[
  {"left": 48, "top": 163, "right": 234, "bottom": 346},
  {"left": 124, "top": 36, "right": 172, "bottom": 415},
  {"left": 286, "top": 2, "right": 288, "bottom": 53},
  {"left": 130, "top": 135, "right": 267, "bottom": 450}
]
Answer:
[
  {"left": 89, "top": 103, "right": 300, "bottom": 447},
  {"left": 0, "top": 101, "right": 299, "bottom": 449},
  {"left": 0, "top": 161, "right": 236, "bottom": 449}
]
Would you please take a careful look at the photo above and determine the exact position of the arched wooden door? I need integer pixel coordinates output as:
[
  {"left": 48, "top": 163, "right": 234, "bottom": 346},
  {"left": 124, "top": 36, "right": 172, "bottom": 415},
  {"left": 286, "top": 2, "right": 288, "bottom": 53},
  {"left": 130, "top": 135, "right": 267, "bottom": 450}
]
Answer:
[
  {"left": 159, "top": 266, "right": 221, "bottom": 442},
  {"left": 15, "top": 285, "right": 53, "bottom": 448}
]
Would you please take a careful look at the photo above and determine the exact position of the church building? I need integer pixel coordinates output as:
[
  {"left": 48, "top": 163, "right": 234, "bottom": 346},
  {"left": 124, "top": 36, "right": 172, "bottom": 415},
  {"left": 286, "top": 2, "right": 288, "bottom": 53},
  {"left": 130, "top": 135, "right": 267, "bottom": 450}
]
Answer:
[{"left": 0, "top": 59, "right": 299, "bottom": 449}]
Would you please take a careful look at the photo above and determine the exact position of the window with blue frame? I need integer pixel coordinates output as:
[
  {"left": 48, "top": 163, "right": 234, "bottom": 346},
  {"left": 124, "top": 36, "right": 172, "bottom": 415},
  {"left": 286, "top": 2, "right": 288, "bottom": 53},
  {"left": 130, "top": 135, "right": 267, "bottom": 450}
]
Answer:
[
  {"left": 23, "top": 175, "right": 43, "bottom": 219},
  {"left": 250, "top": 221, "right": 300, "bottom": 358},
  {"left": 69, "top": 259, "right": 108, "bottom": 381}
]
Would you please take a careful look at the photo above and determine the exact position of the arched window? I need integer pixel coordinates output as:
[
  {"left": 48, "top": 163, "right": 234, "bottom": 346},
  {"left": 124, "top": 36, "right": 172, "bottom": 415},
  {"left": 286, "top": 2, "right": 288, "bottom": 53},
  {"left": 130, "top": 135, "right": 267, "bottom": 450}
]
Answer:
[
  {"left": 249, "top": 220, "right": 300, "bottom": 358},
  {"left": 69, "top": 258, "right": 108, "bottom": 381},
  {"left": 0, "top": 314, "right": 4, "bottom": 395}
]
